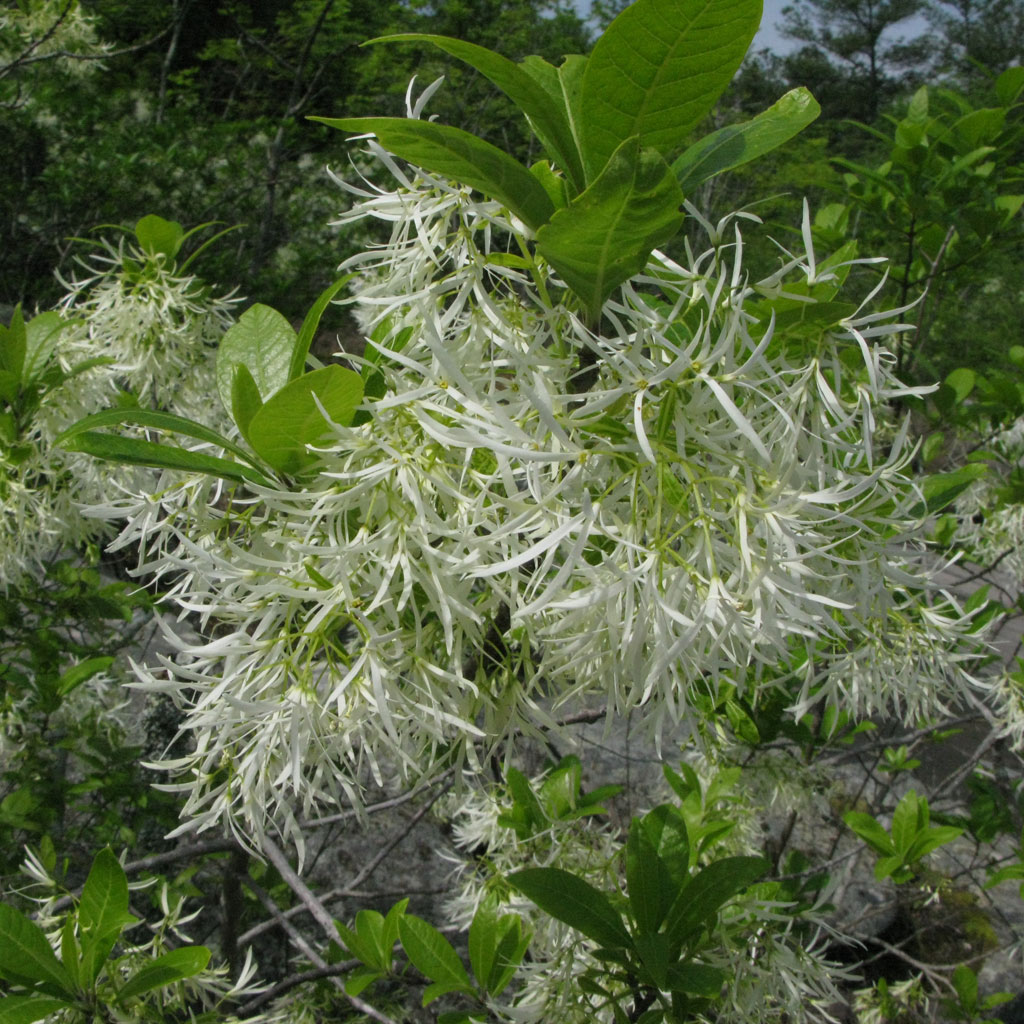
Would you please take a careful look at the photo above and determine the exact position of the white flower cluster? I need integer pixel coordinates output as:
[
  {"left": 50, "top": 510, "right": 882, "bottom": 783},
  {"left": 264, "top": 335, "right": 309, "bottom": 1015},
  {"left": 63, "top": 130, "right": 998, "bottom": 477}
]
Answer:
[
  {"left": 0, "top": 236, "right": 237, "bottom": 586},
  {"left": 95, "top": 156, "right": 986, "bottom": 853},
  {"left": 56, "top": 237, "right": 238, "bottom": 426}
]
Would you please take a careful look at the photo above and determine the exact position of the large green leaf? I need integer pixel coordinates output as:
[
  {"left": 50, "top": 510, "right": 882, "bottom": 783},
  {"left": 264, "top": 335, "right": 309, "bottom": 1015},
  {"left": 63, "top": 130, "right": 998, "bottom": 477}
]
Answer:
[
  {"left": 289, "top": 274, "right": 354, "bottom": 381},
  {"left": 216, "top": 304, "right": 297, "bottom": 413},
  {"left": 579, "top": 0, "right": 762, "bottom": 178},
  {"left": 640, "top": 805, "right": 690, "bottom": 886},
  {"left": 0, "top": 996, "right": 73, "bottom": 1024},
  {"left": 672, "top": 87, "right": 820, "bottom": 194},
  {"left": 370, "top": 36, "right": 585, "bottom": 192},
  {"left": 62, "top": 431, "right": 271, "bottom": 487},
  {"left": 116, "top": 947, "right": 211, "bottom": 1003},
  {"left": 626, "top": 818, "right": 677, "bottom": 935},
  {"left": 231, "top": 364, "right": 264, "bottom": 446},
  {"left": 79, "top": 848, "right": 137, "bottom": 985},
  {"left": 310, "top": 116, "right": 555, "bottom": 232},
  {"left": 520, "top": 55, "right": 588, "bottom": 191},
  {"left": 508, "top": 868, "right": 631, "bottom": 949},
  {"left": 57, "top": 656, "right": 114, "bottom": 698},
  {"left": 22, "top": 312, "right": 66, "bottom": 384},
  {"left": 135, "top": 215, "right": 184, "bottom": 261},
  {"left": 246, "top": 365, "right": 364, "bottom": 475},
  {"left": 397, "top": 916, "right": 473, "bottom": 1005},
  {"left": 0, "top": 905, "right": 74, "bottom": 998},
  {"left": 664, "top": 856, "right": 765, "bottom": 951},
  {"left": 55, "top": 407, "right": 263, "bottom": 474},
  {"left": 0, "top": 305, "right": 26, "bottom": 384},
  {"left": 537, "top": 136, "right": 683, "bottom": 320}
]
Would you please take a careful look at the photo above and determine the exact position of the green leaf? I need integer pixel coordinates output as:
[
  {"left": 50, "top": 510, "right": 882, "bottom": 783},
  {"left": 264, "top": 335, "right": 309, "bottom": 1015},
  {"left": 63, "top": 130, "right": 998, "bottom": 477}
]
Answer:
[
  {"left": 579, "top": 0, "right": 761, "bottom": 178},
  {"left": 487, "top": 917, "right": 528, "bottom": 996},
  {"left": 397, "top": 916, "right": 473, "bottom": 1004},
  {"left": 0, "top": 905, "right": 74, "bottom": 997},
  {"left": 370, "top": 36, "right": 585, "bottom": 192},
  {"left": 996, "top": 65, "right": 1024, "bottom": 105},
  {"left": 134, "top": 215, "right": 184, "bottom": 261},
  {"left": 537, "top": 136, "right": 683, "bottom": 320},
  {"left": 22, "top": 312, "right": 66, "bottom": 384},
  {"left": 952, "top": 964, "right": 978, "bottom": 1012},
  {"left": 59, "top": 918, "right": 79, "bottom": 992},
  {"left": 311, "top": 117, "right": 554, "bottom": 233},
  {"left": 468, "top": 895, "right": 498, "bottom": 991},
  {"left": 910, "top": 463, "right": 987, "bottom": 517},
  {"left": 945, "top": 367, "right": 976, "bottom": 403},
  {"left": 116, "top": 946, "right": 211, "bottom": 1002},
  {"left": 0, "top": 305, "right": 26, "bottom": 384},
  {"left": 664, "top": 856, "right": 765, "bottom": 950},
  {"left": 57, "top": 656, "right": 114, "bottom": 698},
  {"left": 55, "top": 406, "right": 267, "bottom": 476},
  {"left": 231, "top": 364, "right": 263, "bottom": 445},
  {"left": 843, "top": 811, "right": 895, "bottom": 856},
  {"left": 0, "top": 996, "right": 73, "bottom": 1024},
  {"left": 633, "top": 931, "right": 670, "bottom": 989},
  {"left": 640, "top": 805, "right": 690, "bottom": 886},
  {"left": 666, "top": 962, "right": 725, "bottom": 997},
  {"left": 673, "top": 87, "right": 820, "bottom": 194},
  {"left": 890, "top": 791, "right": 921, "bottom": 857},
  {"left": 79, "top": 848, "right": 136, "bottom": 984},
  {"left": 380, "top": 899, "right": 408, "bottom": 969},
  {"left": 289, "top": 274, "right": 354, "bottom": 382},
  {"left": 506, "top": 767, "right": 547, "bottom": 830},
  {"left": 538, "top": 756, "right": 583, "bottom": 819},
  {"left": 246, "top": 365, "right": 364, "bottom": 475},
  {"left": 521, "top": 54, "right": 588, "bottom": 192},
  {"left": 216, "top": 304, "right": 298, "bottom": 413},
  {"left": 626, "top": 818, "right": 676, "bottom": 934},
  {"left": 508, "top": 868, "right": 631, "bottom": 949},
  {"left": 61, "top": 431, "right": 270, "bottom": 487},
  {"left": 344, "top": 965, "right": 385, "bottom": 996},
  {"left": 907, "top": 826, "right": 963, "bottom": 862}
]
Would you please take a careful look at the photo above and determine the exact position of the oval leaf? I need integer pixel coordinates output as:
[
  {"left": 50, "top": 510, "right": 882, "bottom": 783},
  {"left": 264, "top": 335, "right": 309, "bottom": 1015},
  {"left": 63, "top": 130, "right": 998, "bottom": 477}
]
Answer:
[
  {"left": 626, "top": 818, "right": 676, "bottom": 935},
  {"left": 672, "top": 87, "right": 820, "bottom": 194},
  {"left": 579, "top": 0, "right": 762, "bottom": 177},
  {"left": 508, "top": 867, "right": 631, "bottom": 949},
  {"left": 370, "top": 36, "right": 586, "bottom": 191},
  {"left": 537, "top": 137, "right": 683, "bottom": 320},
  {"left": 216, "top": 304, "right": 297, "bottom": 413},
  {"left": 79, "top": 848, "right": 136, "bottom": 985},
  {"left": 0, "top": 996, "right": 74, "bottom": 1024},
  {"left": 247, "top": 365, "right": 364, "bottom": 475},
  {"left": 397, "top": 915, "right": 472, "bottom": 1003},
  {"left": 135, "top": 215, "right": 184, "bottom": 261},
  {"left": 0, "top": 906, "right": 74, "bottom": 997},
  {"left": 116, "top": 946, "right": 211, "bottom": 1003}
]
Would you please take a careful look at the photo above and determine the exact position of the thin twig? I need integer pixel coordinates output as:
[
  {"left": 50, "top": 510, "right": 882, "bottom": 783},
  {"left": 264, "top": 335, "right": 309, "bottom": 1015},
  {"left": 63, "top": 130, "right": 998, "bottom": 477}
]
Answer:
[
  {"left": 345, "top": 780, "right": 453, "bottom": 892},
  {"left": 242, "top": 877, "right": 399, "bottom": 1024},
  {"left": 261, "top": 836, "right": 339, "bottom": 944},
  {"left": 236, "top": 961, "right": 358, "bottom": 1015},
  {"left": 300, "top": 769, "right": 455, "bottom": 828}
]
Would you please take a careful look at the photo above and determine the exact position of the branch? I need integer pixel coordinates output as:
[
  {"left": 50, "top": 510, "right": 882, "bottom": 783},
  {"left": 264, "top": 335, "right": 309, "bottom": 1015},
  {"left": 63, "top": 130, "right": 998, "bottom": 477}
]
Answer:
[
  {"left": 242, "top": 876, "right": 399, "bottom": 1024},
  {"left": 261, "top": 835, "right": 339, "bottom": 944},
  {"left": 345, "top": 780, "right": 453, "bottom": 891},
  {"left": 299, "top": 769, "right": 454, "bottom": 828}
]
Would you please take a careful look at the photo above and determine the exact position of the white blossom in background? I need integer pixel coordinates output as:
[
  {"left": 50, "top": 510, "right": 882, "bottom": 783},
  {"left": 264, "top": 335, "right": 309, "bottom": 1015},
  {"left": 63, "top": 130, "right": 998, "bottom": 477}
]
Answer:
[
  {"left": 90, "top": 150, "right": 989, "bottom": 856},
  {"left": 55, "top": 235, "right": 238, "bottom": 426},
  {"left": 0, "top": 233, "right": 237, "bottom": 586}
]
